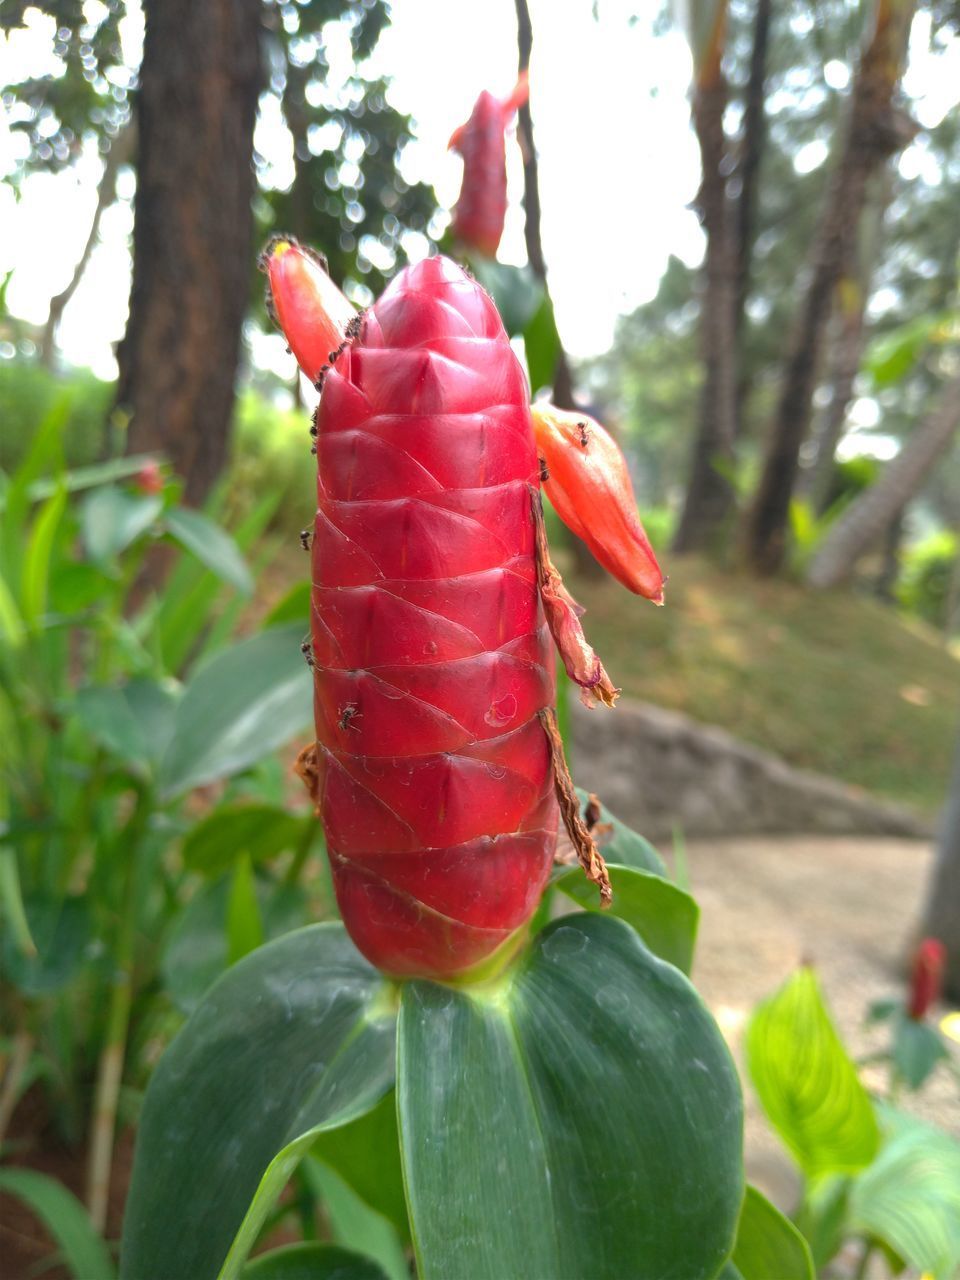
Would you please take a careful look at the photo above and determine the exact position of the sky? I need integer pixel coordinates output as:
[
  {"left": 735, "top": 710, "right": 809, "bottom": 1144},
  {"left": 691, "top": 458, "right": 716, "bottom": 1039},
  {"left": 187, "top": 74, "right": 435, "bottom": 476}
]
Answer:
[{"left": 0, "top": 0, "right": 958, "bottom": 386}]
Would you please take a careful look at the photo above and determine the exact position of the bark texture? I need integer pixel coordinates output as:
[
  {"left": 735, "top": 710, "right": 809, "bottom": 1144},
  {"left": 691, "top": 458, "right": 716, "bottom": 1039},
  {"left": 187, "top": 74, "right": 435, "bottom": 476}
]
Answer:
[
  {"left": 922, "top": 729, "right": 960, "bottom": 1003},
  {"left": 733, "top": 0, "right": 771, "bottom": 345},
  {"left": 673, "top": 57, "right": 739, "bottom": 553},
  {"left": 117, "top": 0, "right": 262, "bottom": 505},
  {"left": 807, "top": 371, "right": 960, "bottom": 589},
  {"left": 744, "top": 0, "right": 917, "bottom": 574}
]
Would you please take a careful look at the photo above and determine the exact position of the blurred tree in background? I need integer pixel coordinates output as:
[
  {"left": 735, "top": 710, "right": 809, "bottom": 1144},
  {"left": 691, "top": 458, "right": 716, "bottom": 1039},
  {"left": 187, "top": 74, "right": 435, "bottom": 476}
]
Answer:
[{"left": 1, "top": 0, "right": 434, "bottom": 500}]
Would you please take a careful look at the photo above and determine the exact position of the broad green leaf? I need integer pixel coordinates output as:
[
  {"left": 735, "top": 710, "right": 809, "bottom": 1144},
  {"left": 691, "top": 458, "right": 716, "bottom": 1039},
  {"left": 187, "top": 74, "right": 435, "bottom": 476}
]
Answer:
[
  {"left": 161, "top": 876, "right": 308, "bottom": 1013},
  {"left": 183, "top": 805, "right": 306, "bottom": 877},
  {"left": 122, "top": 677, "right": 180, "bottom": 764},
  {"left": 49, "top": 560, "right": 112, "bottom": 612},
  {"left": 158, "top": 623, "right": 312, "bottom": 797},
  {"left": 226, "top": 855, "right": 265, "bottom": 964},
  {"left": 0, "top": 1167, "right": 116, "bottom": 1280},
  {"left": 120, "top": 924, "right": 397, "bottom": 1280},
  {"left": 729, "top": 1185, "right": 813, "bottom": 1280},
  {"left": 303, "top": 1158, "right": 409, "bottom": 1280},
  {"left": 0, "top": 894, "right": 91, "bottom": 996},
  {"left": 398, "top": 913, "right": 743, "bottom": 1280},
  {"left": 892, "top": 1012, "right": 949, "bottom": 1089},
  {"left": 243, "top": 1244, "right": 388, "bottom": 1280},
  {"left": 311, "top": 1090, "right": 409, "bottom": 1239},
  {"left": 746, "top": 967, "right": 880, "bottom": 1178},
  {"left": 850, "top": 1109, "right": 960, "bottom": 1280},
  {"left": 575, "top": 787, "right": 667, "bottom": 876},
  {"left": 80, "top": 486, "right": 162, "bottom": 563},
  {"left": 555, "top": 862, "right": 698, "bottom": 973},
  {"left": 164, "top": 506, "right": 253, "bottom": 594},
  {"left": 469, "top": 258, "right": 544, "bottom": 336}
]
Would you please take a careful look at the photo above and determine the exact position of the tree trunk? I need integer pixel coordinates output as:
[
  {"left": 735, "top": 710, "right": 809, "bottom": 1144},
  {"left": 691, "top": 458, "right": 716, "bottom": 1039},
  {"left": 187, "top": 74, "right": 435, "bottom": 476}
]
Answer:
[
  {"left": 733, "top": 0, "right": 771, "bottom": 348},
  {"left": 922, "top": 728, "right": 960, "bottom": 1003},
  {"left": 514, "top": 0, "right": 598, "bottom": 576},
  {"left": 41, "top": 124, "right": 136, "bottom": 367},
  {"left": 807, "top": 371, "right": 960, "bottom": 589},
  {"left": 805, "top": 172, "right": 893, "bottom": 512},
  {"left": 743, "top": 0, "right": 916, "bottom": 574},
  {"left": 672, "top": 8, "right": 738, "bottom": 554},
  {"left": 117, "top": 0, "right": 262, "bottom": 505}
]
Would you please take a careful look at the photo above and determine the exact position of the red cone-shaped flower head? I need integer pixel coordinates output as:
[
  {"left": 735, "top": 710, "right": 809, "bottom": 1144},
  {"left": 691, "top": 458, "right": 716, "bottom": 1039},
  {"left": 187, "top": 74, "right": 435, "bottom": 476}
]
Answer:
[
  {"left": 531, "top": 405, "right": 666, "bottom": 603},
  {"left": 260, "top": 236, "right": 357, "bottom": 383},
  {"left": 908, "top": 937, "right": 946, "bottom": 1020},
  {"left": 448, "top": 73, "right": 529, "bottom": 257}
]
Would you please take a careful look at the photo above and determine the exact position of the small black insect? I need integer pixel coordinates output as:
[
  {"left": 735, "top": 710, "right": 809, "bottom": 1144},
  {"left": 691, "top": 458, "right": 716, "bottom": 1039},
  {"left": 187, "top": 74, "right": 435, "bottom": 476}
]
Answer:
[
  {"left": 300, "top": 639, "right": 314, "bottom": 667},
  {"left": 577, "top": 421, "right": 590, "bottom": 448},
  {"left": 338, "top": 703, "right": 362, "bottom": 731},
  {"left": 299, "top": 528, "right": 312, "bottom": 552},
  {"left": 538, "top": 456, "right": 550, "bottom": 484}
]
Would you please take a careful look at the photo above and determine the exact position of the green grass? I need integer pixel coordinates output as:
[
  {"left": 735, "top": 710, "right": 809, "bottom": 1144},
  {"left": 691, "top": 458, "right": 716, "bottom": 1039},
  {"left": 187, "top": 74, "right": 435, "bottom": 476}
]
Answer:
[{"left": 568, "top": 552, "right": 959, "bottom": 816}]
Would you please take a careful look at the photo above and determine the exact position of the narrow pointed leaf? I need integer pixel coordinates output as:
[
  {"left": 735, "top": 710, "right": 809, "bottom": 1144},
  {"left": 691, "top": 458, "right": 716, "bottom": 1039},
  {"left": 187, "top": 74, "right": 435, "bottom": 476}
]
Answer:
[
  {"left": 302, "top": 1158, "right": 409, "bottom": 1280},
  {"left": 164, "top": 506, "right": 253, "bottom": 594},
  {"left": 0, "top": 1168, "right": 116, "bottom": 1280},
  {"left": 80, "top": 486, "right": 161, "bottom": 563},
  {"left": 398, "top": 913, "right": 743, "bottom": 1280},
  {"left": 121, "top": 924, "right": 397, "bottom": 1280},
  {"left": 727, "top": 1185, "right": 814, "bottom": 1280}
]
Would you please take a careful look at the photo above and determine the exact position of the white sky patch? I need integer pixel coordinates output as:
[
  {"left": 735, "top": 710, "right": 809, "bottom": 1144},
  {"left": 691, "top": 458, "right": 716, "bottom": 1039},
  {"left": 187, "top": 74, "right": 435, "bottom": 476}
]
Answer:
[{"left": 0, "top": 0, "right": 957, "bottom": 377}]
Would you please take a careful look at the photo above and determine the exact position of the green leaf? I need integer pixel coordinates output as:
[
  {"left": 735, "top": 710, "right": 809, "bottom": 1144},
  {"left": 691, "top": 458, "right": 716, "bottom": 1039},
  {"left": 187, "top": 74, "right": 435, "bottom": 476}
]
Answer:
[
  {"left": 522, "top": 294, "right": 562, "bottom": 396},
  {"left": 0, "top": 1167, "right": 116, "bottom": 1280},
  {"left": 120, "top": 924, "right": 397, "bottom": 1280},
  {"left": 398, "top": 913, "right": 743, "bottom": 1280},
  {"left": 892, "top": 1013, "right": 949, "bottom": 1090},
  {"left": 729, "top": 1185, "right": 814, "bottom": 1280},
  {"left": 161, "top": 876, "right": 308, "bottom": 1013},
  {"left": 311, "top": 1090, "right": 409, "bottom": 1240},
  {"left": 164, "top": 506, "right": 253, "bottom": 594},
  {"left": 264, "top": 579, "right": 311, "bottom": 628},
  {"left": 0, "top": 894, "right": 91, "bottom": 996},
  {"left": 22, "top": 485, "right": 68, "bottom": 624},
  {"left": 302, "top": 1158, "right": 409, "bottom": 1280},
  {"left": 158, "top": 624, "right": 313, "bottom": 797},
  {"left": 865, "top": 996, "right": 900, "bottom": 1025},
  {"left": 0, "top": 845, "right": 35, "bottom": 957},
  {"left": 849, "top": 1109, "right": 960, "bottom": 1280},
  {"left": 575, "top": 787, "right": 667, "bottom": 876},
  {"left": 226, "top": 855, "right": 265, "bottom": 964},
  {"left": 183, "top": 805, "right": 307, "bottom": 878},
  {"left": 794, "top": 1175, "right": 851, "bottom": 1271},
  {"left": 469, "top": 259, "right": 545, "bottom": 336},
  {"left": 80, "top": 486, "right": 162, "bottom": 563},
  {"left": 555, "top": 863, "right": 698, "bottom": 973},
  {"left": 122, "top": 677, "right": 180, "bottom": 764},
  {"left": 75, "top": 684, "right": 150, "bottom": 768},
  {"left": 242, "top": 1244, "right": 388, "bottom": 1280},
  {"left": 746, "top": 967, "right": 880, "bottom": 1178}
]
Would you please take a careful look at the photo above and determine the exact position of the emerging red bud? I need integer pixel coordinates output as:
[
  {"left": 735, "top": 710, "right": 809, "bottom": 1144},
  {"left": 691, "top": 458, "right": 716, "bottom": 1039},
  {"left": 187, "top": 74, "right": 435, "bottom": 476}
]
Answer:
[
  {"left": 908, "top": 938, "right": 946, "bottom": 1020},
  {"left": 133, "top": 460, "right": 164, "bottom": 496},
  {"left": 531, "top": 405, "right": 666, "bottom": 603},
  {"left": 260, "top": 236, "right": 357, "bottom": 383},
  {"left": 448, "top": 73, "right": 529, "bottom": 258}
]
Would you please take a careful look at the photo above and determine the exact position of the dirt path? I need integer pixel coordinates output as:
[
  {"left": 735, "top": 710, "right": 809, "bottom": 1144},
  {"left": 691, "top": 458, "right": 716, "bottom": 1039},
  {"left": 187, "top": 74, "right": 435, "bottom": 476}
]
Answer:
[{"left": 678, "top": 834, "right": 958, "bottom": 1217}]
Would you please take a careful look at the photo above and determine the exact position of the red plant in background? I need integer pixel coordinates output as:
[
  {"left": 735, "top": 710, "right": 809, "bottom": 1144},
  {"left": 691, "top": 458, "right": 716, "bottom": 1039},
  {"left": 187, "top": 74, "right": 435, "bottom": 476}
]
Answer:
[
  {"left": 261, "top": 238, "right": 664, "bottom": 981},
  {"left": 134, "top": 459, "right": 164, "bottom": 495},
  {"left": 908, "top": 937, "right": 946, "bottom": 1019},
  {"left": 448, "top": 74, "right": 529, "bottom": 257}
]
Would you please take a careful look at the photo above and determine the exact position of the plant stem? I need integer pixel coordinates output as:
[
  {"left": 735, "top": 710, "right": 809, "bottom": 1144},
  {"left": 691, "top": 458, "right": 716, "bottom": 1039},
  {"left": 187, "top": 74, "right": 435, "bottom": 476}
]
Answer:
[
  {"left": 0, "top": 1029, "right": 34, "bottom": 1148},
  {"left": 853, "top": 1238, "right": 875, "bottom": 1280},
  {"left": 85, "top": 786, "right": 150, "bottom": 1232}
]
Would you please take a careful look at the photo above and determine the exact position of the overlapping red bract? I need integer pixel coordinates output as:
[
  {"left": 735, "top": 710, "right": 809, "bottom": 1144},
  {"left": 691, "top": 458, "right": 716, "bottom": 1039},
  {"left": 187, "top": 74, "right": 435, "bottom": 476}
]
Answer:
[{"left": 308, "top": 256, "right": 557, "bottom": 978}]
